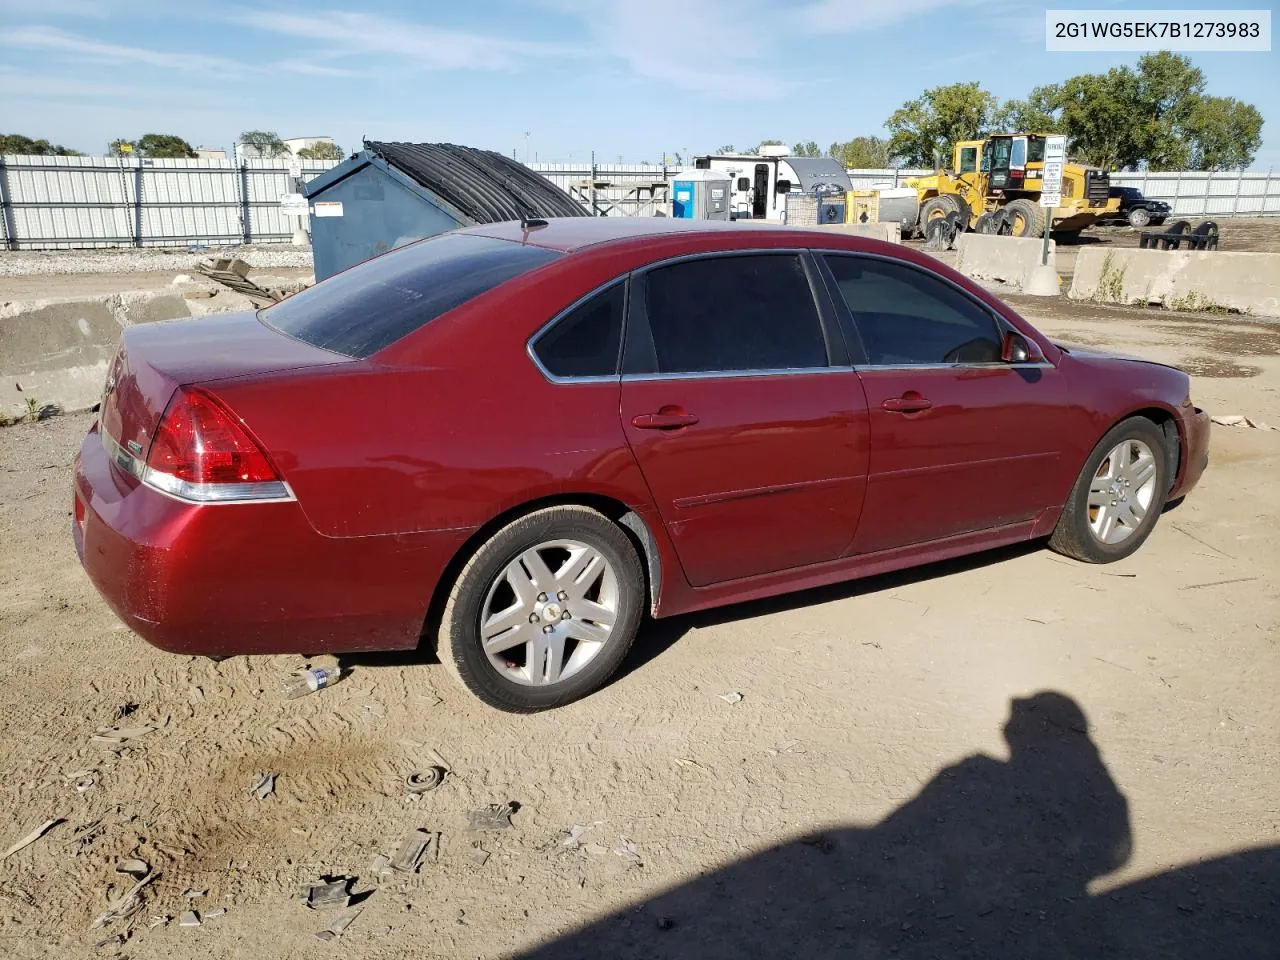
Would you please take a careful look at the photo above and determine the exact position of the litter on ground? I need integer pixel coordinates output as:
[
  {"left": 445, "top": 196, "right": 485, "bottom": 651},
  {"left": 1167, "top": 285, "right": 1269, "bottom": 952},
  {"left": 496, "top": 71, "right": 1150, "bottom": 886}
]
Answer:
[{"left": 2, "top": 819, "right": 63, "bottom": 860}]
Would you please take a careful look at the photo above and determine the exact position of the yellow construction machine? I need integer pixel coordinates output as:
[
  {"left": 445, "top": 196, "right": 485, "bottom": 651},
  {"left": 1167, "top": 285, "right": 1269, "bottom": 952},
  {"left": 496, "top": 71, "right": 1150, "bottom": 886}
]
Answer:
[{"left": 907, "top": 134, "right": 1120, "bottom": 239}]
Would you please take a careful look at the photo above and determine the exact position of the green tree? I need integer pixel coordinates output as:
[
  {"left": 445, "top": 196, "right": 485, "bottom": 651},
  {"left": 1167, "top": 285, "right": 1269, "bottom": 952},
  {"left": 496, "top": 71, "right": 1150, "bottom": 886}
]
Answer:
[
  {"left": 1050, "top": 52, "right": 1259, "bottom": 170},
  {"left": 1185, "top": 97, "right": 1264, "bottom": 170},
  {"left": 0, "top": 134, "right": 80, "bottom": 156},
  {"left": 828, "top": 136, "right": 892, "bottom": 168},
  {"left": 108, "top": 138, "right": 138, "bottom": 157},
  {"left": 886, "top": 82, "right": 997, "bottom": 167},
  {"left": 992, "top": 85, "right": 1064, "bottom": 134},
  {"left": 792, "top": 140, "right": 822, "bottom": 158},
  {"left": 714, "top": 144, "right": 736, "bottom": 155},
  {"left": 239, "top": 129, "right": 288, "bottom": 158},
  {"left": 136, "top": 133, "right": 196, "bottom": 158},
  {"left": 296, "top": 141, "right": 343, "bottom": 161}
]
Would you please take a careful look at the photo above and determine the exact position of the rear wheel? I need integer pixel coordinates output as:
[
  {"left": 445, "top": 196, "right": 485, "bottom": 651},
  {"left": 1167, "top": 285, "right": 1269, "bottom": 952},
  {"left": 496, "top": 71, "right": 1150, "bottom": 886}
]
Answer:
[
  {"left": 438, "top": 506, "right": 645, "bottom": 712},
  {"left": 1006, "top": 198, "right": 1046, "bottom": 238},
  {"left": 1049, "top": 418, "right": 1169, "bottom": 563}
]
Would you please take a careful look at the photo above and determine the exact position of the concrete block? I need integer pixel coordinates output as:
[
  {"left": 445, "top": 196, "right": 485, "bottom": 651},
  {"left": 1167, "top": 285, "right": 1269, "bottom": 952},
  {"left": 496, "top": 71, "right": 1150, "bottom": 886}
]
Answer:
[
  {"left": 1068, "top": 247, "right": 1280, "bottom": 317},
  {"left": 1, "top": 289, "right": 215, "bottom": 421},
  {"left": 810, "top": 222, "right": 902, "bottom": 244},
  {"left": 954, "top": 234, "right": 1057, "bottom": 291}
]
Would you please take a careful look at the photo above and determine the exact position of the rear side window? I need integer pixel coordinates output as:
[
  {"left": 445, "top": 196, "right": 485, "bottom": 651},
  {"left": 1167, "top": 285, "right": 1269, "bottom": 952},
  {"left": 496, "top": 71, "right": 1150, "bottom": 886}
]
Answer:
[
  {"left": 640, "top": 254, "right": 827, "bottom": 374},
  {"left": 824, "top": 255, "right": 1002, "bottom": 365},
  {"left": 532, "top": 283, "right": 625, "bottom": 379},
  {"left": 260, "top": 234, "right": 561, "bottom": 358}
]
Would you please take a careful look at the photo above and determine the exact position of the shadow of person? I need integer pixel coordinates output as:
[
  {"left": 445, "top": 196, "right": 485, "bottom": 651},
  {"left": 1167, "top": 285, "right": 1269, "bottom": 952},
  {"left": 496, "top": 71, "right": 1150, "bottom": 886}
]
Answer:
[{"left": 517, "top": 692, "right": 1277, "bottom": 960}]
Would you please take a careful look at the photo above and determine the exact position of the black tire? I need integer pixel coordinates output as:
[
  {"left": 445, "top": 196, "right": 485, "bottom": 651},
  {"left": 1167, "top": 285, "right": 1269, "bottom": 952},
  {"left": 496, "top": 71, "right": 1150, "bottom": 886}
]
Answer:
[
  {"left": 1049, "top": 417, "right": 1170, "bottom": 564},
  {"left": 1006, "top": 198, "right": 1046, "bottom": 238},
  {"left": 918, "top": 196, "right": 957, "bottom": 236},
  {"left": 975, "top": 212, "right": 999, "bottom": 235},
  {"left": 438, "top": 506, "right": 645, "bottom": 712},
  {"left": 1128, "top": 207, "right": 1152, "bottom": 228}
]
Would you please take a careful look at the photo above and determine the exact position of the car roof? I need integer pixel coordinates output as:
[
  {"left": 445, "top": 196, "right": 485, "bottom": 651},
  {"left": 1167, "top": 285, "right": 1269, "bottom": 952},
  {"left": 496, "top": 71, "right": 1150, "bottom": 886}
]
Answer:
[{"left": 462, "top": 216, "right": 845, "bottom": 253}]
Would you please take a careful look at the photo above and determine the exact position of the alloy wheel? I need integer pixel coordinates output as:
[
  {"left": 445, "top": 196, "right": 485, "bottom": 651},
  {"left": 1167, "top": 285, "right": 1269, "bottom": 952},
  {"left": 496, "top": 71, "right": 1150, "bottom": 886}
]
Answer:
[
  {"left": 479, "top": 539, "right": 619, "bottom": 686},
  {"left": 1087, "top": 438, "right": 1158, "bottom": 545}
]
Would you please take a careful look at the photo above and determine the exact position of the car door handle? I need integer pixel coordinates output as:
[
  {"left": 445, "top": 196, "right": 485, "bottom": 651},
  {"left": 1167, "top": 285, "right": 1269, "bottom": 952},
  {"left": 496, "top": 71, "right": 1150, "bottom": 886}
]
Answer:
[
  {"left": 632, "top": 411, "right": 699, "bottom": 430},
  {"left": 881, "top": 394, "right": 933, "bottom": 413}
]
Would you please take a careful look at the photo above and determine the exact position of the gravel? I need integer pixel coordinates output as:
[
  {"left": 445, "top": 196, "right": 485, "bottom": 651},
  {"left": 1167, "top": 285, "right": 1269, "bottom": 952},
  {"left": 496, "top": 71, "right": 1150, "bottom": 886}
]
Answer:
[{"left": 0, "top": 245, "right": 315, "bottom": 277}]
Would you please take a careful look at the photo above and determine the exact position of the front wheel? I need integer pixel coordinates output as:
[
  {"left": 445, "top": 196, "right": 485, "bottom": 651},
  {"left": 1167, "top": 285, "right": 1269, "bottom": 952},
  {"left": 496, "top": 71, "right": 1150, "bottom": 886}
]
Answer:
[
  {"left": 1049, "top": 418, "right": 1169, "bottom": 563},
  {"left": 438, "top": 506, "right": 645, "bottom": 712},
  {"left": 1127, "top": 207, "right": 1152, "bottom": 228}
]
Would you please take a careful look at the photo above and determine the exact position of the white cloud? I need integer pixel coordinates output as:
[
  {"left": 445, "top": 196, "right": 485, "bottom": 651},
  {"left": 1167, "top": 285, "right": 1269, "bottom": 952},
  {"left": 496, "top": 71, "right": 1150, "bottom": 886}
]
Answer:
[
  {"left": 542, "top": 0, "right": 796, "bottom": 100},
  {"left": 0, "top": 26, "right": 368, "bottom": 81},
  {"left": 235, "top": 10, "right": 581, "bottom": 72},
  {"left": 795, "top": 0, "right": 1026, "bottom": 34},
  {"left": 0, "top": 0, "right": 108, "bottom": 15},
  {"left": 272, "top": 59, "right": 364, "bottom": 78},
  {"left": 1, "top": 26, "right": 249, "bottom": 73}
]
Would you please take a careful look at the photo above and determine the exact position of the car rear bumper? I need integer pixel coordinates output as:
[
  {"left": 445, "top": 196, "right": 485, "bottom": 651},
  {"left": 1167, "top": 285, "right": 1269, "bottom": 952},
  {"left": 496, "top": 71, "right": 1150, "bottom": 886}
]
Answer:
[
  {"left": 73, "top": 424, "right": 469, "bottom": 656},
  {"left": 1170, "top": 406, "right": 1210, "bottom": 500}
]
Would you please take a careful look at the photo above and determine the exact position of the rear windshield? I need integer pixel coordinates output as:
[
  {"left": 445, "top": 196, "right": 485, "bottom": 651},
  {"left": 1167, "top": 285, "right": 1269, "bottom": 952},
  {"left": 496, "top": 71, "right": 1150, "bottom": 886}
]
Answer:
[{"left": 259, "top": 233, "right": 562, "bottom": 358}]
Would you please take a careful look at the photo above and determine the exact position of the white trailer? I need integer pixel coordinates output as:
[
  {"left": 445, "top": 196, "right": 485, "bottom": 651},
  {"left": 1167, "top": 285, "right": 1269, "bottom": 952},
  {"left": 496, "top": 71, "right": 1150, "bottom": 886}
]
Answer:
[{"left": 691, "top": 146, "right": 853, "bottom": 222}]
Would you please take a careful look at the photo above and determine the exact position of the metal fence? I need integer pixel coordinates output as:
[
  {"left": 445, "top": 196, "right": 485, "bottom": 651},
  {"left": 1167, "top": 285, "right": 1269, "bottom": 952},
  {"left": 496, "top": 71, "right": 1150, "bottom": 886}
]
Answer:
[
  {"left": 528, "top": 161, "right": 676, "bottom": 218},
  {"left": 843, "top": 167, "right": 1280, "bottom": 218},
  {"left": 0, "top": 155, "right": 335, "bottom": 250},
  {"left": 2, "top": 155, "right": 1276, "bottom": 250}
]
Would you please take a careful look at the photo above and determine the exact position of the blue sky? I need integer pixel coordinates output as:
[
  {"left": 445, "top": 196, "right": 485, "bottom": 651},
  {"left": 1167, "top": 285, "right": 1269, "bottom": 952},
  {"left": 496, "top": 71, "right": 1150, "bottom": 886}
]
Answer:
[{"left": 1, "top": 0, "right": 1277, "bottom": 167}]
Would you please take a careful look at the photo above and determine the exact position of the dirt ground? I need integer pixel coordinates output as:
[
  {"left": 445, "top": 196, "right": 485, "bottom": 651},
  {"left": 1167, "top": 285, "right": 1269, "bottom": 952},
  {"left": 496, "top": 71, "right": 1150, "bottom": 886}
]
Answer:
[{"left": 1, "top": 286, "right": 1278, "bottom": 958}]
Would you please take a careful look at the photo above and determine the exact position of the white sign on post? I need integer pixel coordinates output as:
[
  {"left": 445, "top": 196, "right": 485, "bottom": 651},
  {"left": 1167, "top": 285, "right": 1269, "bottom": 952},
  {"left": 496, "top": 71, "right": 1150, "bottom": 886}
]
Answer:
[
  {"left": 287, "top": 158, "right": 302, "bottom": 179},
  {"left": 1040, "top": 134, "right": 1067, "bottom": 209}
]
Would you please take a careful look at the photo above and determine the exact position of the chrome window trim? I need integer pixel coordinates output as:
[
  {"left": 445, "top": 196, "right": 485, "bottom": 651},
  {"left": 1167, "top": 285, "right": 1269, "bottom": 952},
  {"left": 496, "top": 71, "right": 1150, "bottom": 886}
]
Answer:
[
  {"left": 856, "top": 362, "right": 1055, "bottom": 372},
  {"left": 526, "top": 277, "right": 627, "bottom": 385},
  {"left": 621, "top": 366, "right": 856, "bottom": 383},
  {"left": 100, "top": 430, "right": 296, "bottom": 505}
]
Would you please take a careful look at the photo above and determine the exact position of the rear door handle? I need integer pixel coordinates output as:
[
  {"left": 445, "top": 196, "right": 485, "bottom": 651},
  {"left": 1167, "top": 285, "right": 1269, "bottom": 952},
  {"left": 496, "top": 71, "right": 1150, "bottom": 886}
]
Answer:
[
  {"left": 632, "top": 411, "right": 699, "bottom": 430},
  {"left": 881, "top": 395, "right": 933, "bottom": 413}
]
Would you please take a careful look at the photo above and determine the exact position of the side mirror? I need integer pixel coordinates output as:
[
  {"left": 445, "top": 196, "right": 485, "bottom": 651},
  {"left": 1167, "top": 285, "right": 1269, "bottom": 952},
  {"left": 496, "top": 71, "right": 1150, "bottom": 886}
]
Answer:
[{"left": 1001, "top": 330, "right": 1044, "bottom": 364}]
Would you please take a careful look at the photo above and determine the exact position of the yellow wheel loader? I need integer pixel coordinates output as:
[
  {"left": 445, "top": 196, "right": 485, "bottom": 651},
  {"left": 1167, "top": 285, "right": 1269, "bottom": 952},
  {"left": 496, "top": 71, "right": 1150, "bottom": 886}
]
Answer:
[{"left": 907, "top": 134, "right": 1121, "bottom": 239}]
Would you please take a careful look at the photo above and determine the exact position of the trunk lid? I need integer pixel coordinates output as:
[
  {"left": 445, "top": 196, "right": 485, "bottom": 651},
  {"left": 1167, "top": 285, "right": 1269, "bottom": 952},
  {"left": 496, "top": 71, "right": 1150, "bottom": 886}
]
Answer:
[{"left": 100, "top": 311, "right": 351, "bottom": 464}]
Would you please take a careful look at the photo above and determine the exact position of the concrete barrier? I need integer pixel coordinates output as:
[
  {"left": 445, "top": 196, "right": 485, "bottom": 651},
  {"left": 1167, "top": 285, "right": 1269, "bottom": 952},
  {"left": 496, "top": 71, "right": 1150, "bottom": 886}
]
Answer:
[
  {"left": 811, "top": 222, "right": 903, "bottom": 244},
  {"left": 0, "top": 286, "right": 255, "bottom": 422},
  {"left": 954, "top": 234, "right": 1057, "bottom": 291},
  {"left": 1068, "top": 247, "right": 1280, "bottom": 317}
]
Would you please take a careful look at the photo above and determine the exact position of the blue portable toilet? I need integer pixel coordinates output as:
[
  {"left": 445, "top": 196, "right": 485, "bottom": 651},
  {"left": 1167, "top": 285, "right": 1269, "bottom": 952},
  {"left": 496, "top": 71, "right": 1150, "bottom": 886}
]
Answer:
[
  {"left": 303, "top": 141, "right": 587, "bottom": 281},
  {"left": 671, "top": 168, "right": 732, "bottom": 220}
]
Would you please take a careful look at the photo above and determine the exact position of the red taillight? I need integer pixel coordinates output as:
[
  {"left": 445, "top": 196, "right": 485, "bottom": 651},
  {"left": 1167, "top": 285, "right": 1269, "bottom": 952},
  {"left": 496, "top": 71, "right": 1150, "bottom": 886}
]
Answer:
[{"left": 148, "top": 388, "right": 281, "bottom": 486}]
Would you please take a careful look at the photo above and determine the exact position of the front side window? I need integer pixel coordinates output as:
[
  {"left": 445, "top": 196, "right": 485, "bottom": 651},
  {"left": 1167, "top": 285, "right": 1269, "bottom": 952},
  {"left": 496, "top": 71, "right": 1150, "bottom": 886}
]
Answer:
[
  {"left": 824, "top": 255, "right": 1002, "bottom": 365},
  {"left": 260, "top": 233, "right": 561, "bottom": 358},
  {"left": 640, "top": 254, "right": 828, "bottom": 374},
  {"left": 532, "top": 283, "right": 625, "bottom": 379}
]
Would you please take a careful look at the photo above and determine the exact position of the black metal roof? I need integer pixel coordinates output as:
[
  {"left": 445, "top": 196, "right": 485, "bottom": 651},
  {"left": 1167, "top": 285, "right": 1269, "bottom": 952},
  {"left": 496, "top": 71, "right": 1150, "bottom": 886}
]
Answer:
[{"left": 365, "top": 141, "right": 587, "bottom": 223}]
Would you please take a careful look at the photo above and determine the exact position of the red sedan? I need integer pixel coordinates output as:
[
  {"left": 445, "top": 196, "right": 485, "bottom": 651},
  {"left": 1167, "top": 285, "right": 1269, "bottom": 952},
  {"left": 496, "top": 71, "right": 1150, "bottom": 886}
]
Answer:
[{"left": 74, "top": 218, "right": 1209, "bottom": 711}]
